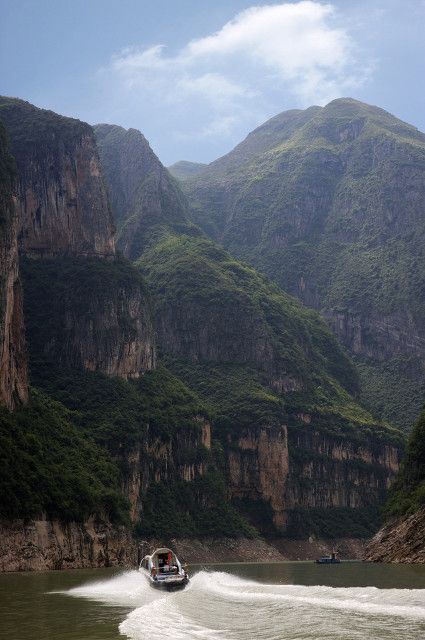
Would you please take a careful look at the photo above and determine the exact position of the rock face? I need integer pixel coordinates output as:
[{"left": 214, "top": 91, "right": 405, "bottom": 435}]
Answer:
[
  {"left": 1, "top": 98, "right": 156, "bottom": 380},
  {"left": 0, "top": 98, "right": 115, "bottom": 259},
  {"left": 226, "top": 421, "right": 402, "bottom": 532},
  {"left": 0, "top": 122, "right": 28, "bottom": 409},
  {"left": 0, "top": 518, "right": 136, "bottom": 572},
  {"left": 123, "top": 419, "right": 211, "bottom": 522},
  {"left": 94, "top": 124, "right": 200, "bottom": 260},
  {"left": 94, "top": 117, "right": 405, "bottom": 539},
  {"left": 20, "top": 255, "right": 157, "bottom": 379},
  {"left": 364, "top": 506, "right": 425, "bottom": 563}
]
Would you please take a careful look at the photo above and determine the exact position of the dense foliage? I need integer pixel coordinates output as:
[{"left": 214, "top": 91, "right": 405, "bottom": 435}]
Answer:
[
  {"left": 0, "top": 388, "right": 130, "bottom": 523},
  {"left": 0, "top": 97, "right": 92, "bottom": 167},
  {"left": 285, "top": 505, "right": 382, "bottom": 539},
  {"left": 385, "top": 405, "right": 425, "bottom": 518}
]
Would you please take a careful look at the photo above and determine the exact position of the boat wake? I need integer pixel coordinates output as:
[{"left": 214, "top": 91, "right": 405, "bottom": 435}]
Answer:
[{"left": 66, "top": 569, "right": 425, "bottom": 640}]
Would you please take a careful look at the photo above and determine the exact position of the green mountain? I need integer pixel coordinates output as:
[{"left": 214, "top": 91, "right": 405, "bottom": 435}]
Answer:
[
  {"left": 95, "top": 122, "right": 404, "bottom": 539},
  {"left": 0, "top": 100, "right": 244, "bottom": 541},
  {"left": 182, "top": 98, "right": 425, "bottom": 432},
  {"left": 168, "top": 160, "right": 207, "bottom": 181}
]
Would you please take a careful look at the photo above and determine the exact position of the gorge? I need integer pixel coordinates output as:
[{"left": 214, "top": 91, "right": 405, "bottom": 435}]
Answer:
[{"left": 1, "top": 96, "right": 423, "bottom": 570}]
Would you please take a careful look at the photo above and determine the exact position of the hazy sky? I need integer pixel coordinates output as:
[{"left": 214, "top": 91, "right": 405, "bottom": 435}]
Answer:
[{"left": 1, "top": 0, "right": 424, "bottom": 165}]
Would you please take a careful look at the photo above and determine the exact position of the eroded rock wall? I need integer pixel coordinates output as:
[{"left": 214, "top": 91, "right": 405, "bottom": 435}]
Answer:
[
  {"left": 0, "top": 518, "right": 136, "bottom": 572},
  {"left": 0, "top": 123, "right": 28, "bottom": 409},
  {"left": 364, "top": 505, "right": 425, "bottom": 563}
]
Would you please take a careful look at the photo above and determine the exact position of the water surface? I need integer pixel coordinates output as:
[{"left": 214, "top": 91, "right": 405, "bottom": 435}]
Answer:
[{"left": 1, "top": 562, "right": 425, "bottom": 639}]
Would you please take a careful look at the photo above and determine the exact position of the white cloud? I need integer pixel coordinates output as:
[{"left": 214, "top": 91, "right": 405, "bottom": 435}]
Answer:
[{"left": 98, "top": 2, "right": 374, "bottom": 154}]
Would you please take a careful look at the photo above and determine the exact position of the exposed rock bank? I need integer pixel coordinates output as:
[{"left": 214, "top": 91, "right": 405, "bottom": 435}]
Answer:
[
  {"left": 0, "top": 519, "right": 136, "bottom": 572},
  {"left": 0, "top": 520, "right": 370, "bottom": 572},
  {"left": 364, "top": 505, "right": 425, "bottom": 563}
]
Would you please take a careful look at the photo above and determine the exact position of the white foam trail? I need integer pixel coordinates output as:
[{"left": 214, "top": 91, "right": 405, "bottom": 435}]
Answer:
[
  {"left": 65, "top": 570, "right": 156, "bottom": 607},
  {"left": 63, "top": 569, "right": 425, "bottom": 640}
]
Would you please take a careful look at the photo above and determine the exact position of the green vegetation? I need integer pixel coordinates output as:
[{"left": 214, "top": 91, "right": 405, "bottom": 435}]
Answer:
[
  {"left": 0, "top": 97, "right": 92, "bottom": 167},
  {"left": 385, "top": 405, "right": 425, "bottom": 518},
  {"left": 355, "top": 355, "right": 425, "bottom": 434},
  {"left": 183, "top": 98, "right": 425, "bottom": 432},
  {"left": 285, "top": 505, "right": 382, "bottom": 538},
  {"left": 0, "top": 388, "right": 130, "bottom": 523},
  {"left": 135, "top": 470, "right": 257, "bottom": 539},
  {"left": 136, "top": 234, "right": 360, "bottom": 402}
]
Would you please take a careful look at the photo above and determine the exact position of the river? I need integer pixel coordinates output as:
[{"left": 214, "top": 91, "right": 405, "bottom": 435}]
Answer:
[{"left": 1, "top": 562, "right": 425, "bottom": 639}]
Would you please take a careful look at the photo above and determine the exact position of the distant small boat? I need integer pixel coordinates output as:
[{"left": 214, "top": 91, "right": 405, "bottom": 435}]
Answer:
[
  {"left": 315, "top": 551, "right": 341, "bottom": 564},
  {"left": 139, "top": 546, "right": 189, "bottom": 590}
]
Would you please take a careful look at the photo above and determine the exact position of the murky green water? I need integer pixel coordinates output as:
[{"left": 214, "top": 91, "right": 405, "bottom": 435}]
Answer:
[{"left": 1, "top": 562, "right": 425, "bottom": 639}]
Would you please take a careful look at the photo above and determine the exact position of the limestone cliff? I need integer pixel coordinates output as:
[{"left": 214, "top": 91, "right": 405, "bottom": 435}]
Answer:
[
  {"left": 0, "top": 518, "right": 136, "bottom": 572},
  {"left": 0, "top": 121, "right": 28, "bottom": 409},
  {"left": 0, "top": 97, "right": 115, "bottom": 258},
  {"left": 94, "top": 124, "right": 201, "bottom": 260},
  {"left": 123, "top": 418, "right": 211, "bottom": 522},
  {"left": 0, "top": 98, "right": 156, "bottom": 380},
  {"left": 225, "top": 419, "right": 402, "bottom": 533},
  {"left": 95, "top": 116, "right": 405, "bottom": 540}
]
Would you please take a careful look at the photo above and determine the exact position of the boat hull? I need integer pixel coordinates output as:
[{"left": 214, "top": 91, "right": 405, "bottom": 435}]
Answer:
[{"left": 150, "top": 575, "right": 189, "bottom": 590}]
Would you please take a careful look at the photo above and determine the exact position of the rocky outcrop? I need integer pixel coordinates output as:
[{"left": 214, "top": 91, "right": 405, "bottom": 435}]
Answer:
[
  {"left": 364, "top": 505, "right": 425, "bottom": 563},
  {"left": 0, "top": 122, "right": 28, "bottom": 409},
  {"left": 0, "top": 518, "right": 136, "bottom": 572},
  {"left": 226, "top": 420, "right": 402, "bottom": 533},
  {"left": 123, "top": 419, "right": 211, "bottom": 522},
  {"left": 324, "top": 308, "right": 425, "bottom": 364},
  {"left": 94, "top": 124, "right": 200, "bottom": 260},
  {"left": 0, "top": 98, "right": 115, "bottom": 259},
  {"left": 182, "top": 98, "right": 425, "bottom": 427},
  {"left": 226, "top": 424, "right": 289, "bottom": 530},
  {"left": 285, "top": 426, "right": 401, "bottom": 508},
  {"left": 0, "top": 98, "right": 157, "bottom": 381}
]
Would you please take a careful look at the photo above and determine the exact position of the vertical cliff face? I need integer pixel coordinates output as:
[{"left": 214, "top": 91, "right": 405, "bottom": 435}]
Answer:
[
  {"left": 0, "top": 98, "right": 115, "bottom": 259},
  {"left": 224, "top": 419, "right": 402, "bottom": 533},
  {"left": 0, "top": 122, "right": 28, "bottom": 409},
  {"left": 0, "top": 98, "right": 156, "bottom": 380},
  {"left": 226, "top": 423, "right": 289, "bottom": 530},
  {"left": 123, "top": 419, "right": 211, "bottom": 522}
]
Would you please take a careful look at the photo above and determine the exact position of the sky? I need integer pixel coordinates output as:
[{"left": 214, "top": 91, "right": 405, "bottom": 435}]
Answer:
[{"left": 1, "top": 0, "right": 424, "bottom": 166}]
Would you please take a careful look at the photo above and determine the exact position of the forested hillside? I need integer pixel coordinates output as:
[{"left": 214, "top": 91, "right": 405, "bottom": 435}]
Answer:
[
  {"left": 95, "top": 122, "right": 404, "bottom": 539},
  {"left": 182, "top": 98, "right": 425, "bottom": 432}
]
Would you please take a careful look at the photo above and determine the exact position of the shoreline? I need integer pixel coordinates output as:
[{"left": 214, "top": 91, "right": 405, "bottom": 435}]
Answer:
[{"left": 0, "top": 518, "right": 370, "bottom": 571}]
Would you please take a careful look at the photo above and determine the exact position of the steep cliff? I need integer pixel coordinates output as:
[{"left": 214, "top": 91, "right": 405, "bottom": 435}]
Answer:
[
  {"left": 96, "top": 121, "right": 405, "bottom": 537},
  {"left": 0, "top": 97, "right": 115, "bottom": 258},
  {"left": 0, "top": 98, "right": 156, "bottom": 380},
  {"left": 182, "top": 98, "right": 425, "bottom": 431},
  {"left": 20, "top": 254, "right": 156, "bottom": 379},
  {"left": 0, "top": 121, "right": 28, "bottom": 409},
  {"left": 94, "top": 124, "right": 201, "bottom": 260}
]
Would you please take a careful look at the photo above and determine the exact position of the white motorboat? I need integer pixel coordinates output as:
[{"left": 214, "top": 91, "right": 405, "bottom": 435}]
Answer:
[{"left": 139, "top": 546, "right": 189, "bottom": 590}]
